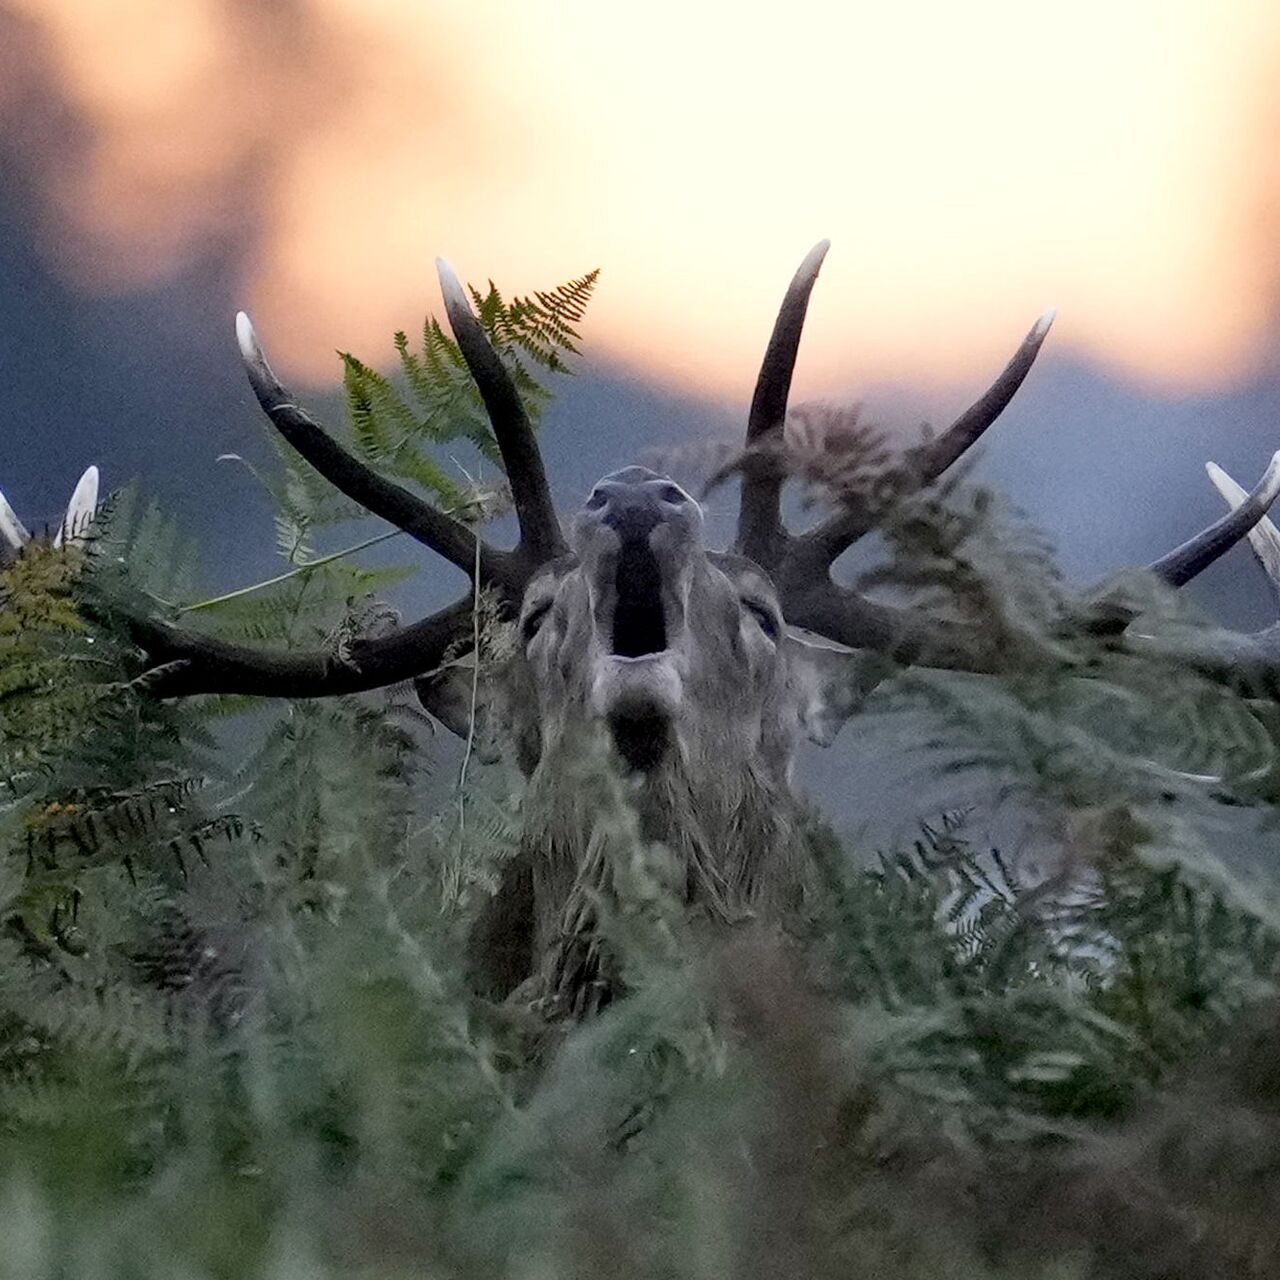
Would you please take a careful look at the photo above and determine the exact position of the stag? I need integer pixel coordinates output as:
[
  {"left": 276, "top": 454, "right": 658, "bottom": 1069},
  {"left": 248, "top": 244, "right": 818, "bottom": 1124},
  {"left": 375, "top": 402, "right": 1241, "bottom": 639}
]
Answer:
[{"left": 59, "top": 243, "right": 1280, "bottom": 1012}]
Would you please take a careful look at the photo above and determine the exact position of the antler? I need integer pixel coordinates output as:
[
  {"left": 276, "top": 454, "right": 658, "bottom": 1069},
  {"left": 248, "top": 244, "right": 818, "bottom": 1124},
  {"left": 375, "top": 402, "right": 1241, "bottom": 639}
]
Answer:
[
  {"left": 120, "top": 599, "right": 476, "bottom": 699},
  {"left": 1149, "top": 452, "right": 1280, "bottom": 588},
  {"left": 1207, "top": 461, "right": 1280, "bottom": 606},
  {"left": 118, "top": 263, "right": 566, "bottom": 699},
  {"left": 435, "top": 260, "right": 567, "bottom": 565},
  {"left": 1122, "top": 460, "right": 1280, "bottom": 692},
  {"left": 794, "top": 311, "right": 1056, "bottom": 569},
  {"left": 737, "top": 245, "right": 1280, "bottom": 678},
  {"left": 736, "top": 240, "right": 830, "bottom": 570},
  {"left": 1, "top": 466, "right": 100, "bottom": 554}
]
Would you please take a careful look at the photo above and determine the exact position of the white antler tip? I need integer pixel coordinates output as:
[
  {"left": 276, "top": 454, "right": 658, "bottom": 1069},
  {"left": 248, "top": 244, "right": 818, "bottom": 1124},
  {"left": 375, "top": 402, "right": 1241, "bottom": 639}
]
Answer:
[
  {"left": 0, "top": 487, "right": 29, "bottom": 551},
  {"left": 1206, "top": 461, "right": 1246, "bottom": 506},
  {"left": 56, "top": 464, "right": 101, "bottom": 548},
  {"left": 1207, "top": 453, "right": 1280, "bottom": 597},
  {"left": 1032, "top": 308, "right": 1057, "bottom": 340},
  {"left": 435, "top": 257, "right": 468, "bottom": 312},
  {"left": 1259, "top": 450, "right": 1280, "bottom": 503},
  {"left": 235, "top": 311, "right": 261, "bottom": 363},
  {"left": 796, "top": 239, "right": 831, "bottom": 281}
]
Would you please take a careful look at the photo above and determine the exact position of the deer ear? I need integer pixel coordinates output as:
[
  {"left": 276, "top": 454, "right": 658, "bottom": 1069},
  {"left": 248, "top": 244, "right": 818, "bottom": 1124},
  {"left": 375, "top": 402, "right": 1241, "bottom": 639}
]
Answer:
[
  {"left": 784, "top": 630, "right": 894, "bottom": 747},
  {"left": 414, "top": 663, "right": 502, "bottom": 764}
]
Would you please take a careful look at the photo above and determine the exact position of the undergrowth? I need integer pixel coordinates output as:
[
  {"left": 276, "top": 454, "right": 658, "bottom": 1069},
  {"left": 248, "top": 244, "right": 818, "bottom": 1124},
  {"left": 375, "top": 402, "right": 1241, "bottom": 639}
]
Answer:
[{"left": 2, "top": 272, "right": 1280, "bottom": 1279}]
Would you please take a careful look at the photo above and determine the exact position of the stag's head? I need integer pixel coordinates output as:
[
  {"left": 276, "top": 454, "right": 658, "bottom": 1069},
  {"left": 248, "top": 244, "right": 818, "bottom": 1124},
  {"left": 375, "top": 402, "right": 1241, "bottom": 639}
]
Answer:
[
  {"left": 430, "top": 464, "right": 863, "bottom": 789},
  {"left": 526, "top": 465, "right": 811, "bottom": 776}
]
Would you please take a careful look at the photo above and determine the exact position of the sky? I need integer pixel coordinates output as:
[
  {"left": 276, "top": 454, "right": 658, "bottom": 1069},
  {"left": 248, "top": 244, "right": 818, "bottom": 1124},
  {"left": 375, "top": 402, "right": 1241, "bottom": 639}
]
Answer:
[
  {"left": 4, "top": 0, "right": 1280, "bottom": 843},
  {"left": 6, "top": 0, "right": 1280, "bottom": 393}
]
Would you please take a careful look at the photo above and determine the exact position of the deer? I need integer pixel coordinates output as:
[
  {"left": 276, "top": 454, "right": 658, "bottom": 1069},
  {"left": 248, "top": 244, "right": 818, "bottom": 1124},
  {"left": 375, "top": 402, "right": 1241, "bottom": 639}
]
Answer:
[{"left": 17, "top": 243, "right": 1280, "bottom": 1014}]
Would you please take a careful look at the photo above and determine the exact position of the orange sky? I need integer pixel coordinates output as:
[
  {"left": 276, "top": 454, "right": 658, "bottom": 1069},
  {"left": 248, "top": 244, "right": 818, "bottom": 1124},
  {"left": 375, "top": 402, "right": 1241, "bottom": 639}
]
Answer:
[{"left": 8, "top": 0, "right": 1280, "bottom": 397}]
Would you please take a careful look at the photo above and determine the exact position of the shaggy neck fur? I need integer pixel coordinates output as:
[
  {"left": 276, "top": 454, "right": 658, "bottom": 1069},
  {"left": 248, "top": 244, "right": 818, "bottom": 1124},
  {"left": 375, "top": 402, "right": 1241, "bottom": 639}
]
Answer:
[{"left": 516, "top": 725, "right": 811, "bottom": 1014}]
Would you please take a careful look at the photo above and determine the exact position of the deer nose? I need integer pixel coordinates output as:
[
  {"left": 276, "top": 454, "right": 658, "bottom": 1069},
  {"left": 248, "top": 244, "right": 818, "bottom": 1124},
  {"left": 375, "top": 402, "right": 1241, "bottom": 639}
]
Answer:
[
  {"left": 589, "top": 484, "right": 664, "bottom": 541},
  {"left": 602, "top": 494, "right": 663, "bottom": 540}
]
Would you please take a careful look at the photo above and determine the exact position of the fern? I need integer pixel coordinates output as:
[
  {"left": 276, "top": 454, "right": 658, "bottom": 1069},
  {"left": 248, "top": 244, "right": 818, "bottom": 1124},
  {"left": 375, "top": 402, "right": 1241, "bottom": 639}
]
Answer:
[
  {"left": 8, "top": 275, "right": 1280, "bottom": 1278},
  {"left": 340, "top": 269, "right": 599, "bottom": 504}
]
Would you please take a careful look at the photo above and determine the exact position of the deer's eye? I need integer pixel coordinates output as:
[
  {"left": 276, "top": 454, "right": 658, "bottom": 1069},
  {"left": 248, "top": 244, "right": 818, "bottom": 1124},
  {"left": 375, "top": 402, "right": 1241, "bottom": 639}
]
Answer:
[
  {"left": 743, "top": 600, "right": 780, "bottom": 643},
  {"left": 521, "top": 601, "right": 553, "bottom": 647}
]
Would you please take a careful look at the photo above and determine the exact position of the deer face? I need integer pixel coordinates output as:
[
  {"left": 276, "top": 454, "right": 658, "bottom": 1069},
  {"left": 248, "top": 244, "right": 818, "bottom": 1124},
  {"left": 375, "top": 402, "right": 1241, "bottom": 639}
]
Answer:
[{"left": 471, "top": 467, "right": 866, "bottom": 785}]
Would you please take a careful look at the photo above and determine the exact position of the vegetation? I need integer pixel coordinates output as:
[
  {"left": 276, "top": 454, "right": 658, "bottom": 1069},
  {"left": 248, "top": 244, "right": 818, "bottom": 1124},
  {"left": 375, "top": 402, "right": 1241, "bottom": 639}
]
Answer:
[{"left": 3, "top": 272, "right": 1280, "bottom": 1278}]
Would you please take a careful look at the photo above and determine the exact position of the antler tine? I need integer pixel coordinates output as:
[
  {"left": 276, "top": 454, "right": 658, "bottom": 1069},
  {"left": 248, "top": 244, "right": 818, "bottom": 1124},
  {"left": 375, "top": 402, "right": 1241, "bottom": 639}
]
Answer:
[
  {"left": 1205, "top": 461, "right": 1280, "bottom": 608},
  {"left": 1091, "top": 455, "right": 1280, "bottom": 692},
  {"left": 735, "top": 240, "right": 830, "bottom": 570},
  {"left": 435, "top": 260, "right": 568, "bottom": 564},
  {"left": 2, "top": 467, "right": 100, "bottom": 554},
  {"left": 799, "top": 309, "right": 1055, "bottom": 567},
  {"left": 1150, "top": 450, "right": 1280, "bottom": 588},
  {"left": 910, "top": 310, "right": 1056, "bottom": 483},
  {"left": 235, "top": 313, "right": 508, "bottom": 589},
  {"left": 53, "top": 465, "right": 100, "bottom": 549},
  {"left": 115, "top": 595, "right": 475, "bottom": 699},
  {"left": 0, "top": 486, "right": 31, "bottom": 551}
]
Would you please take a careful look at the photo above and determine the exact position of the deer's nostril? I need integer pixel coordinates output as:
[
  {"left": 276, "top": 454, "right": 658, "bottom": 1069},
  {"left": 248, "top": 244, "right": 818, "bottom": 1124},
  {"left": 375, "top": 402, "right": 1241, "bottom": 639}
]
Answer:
[
  {"left": 602, "top": 503, "right": 661, "bottom": 540},
  {"left": 586, "top": 488, "right": 608, "bottom": 510}
]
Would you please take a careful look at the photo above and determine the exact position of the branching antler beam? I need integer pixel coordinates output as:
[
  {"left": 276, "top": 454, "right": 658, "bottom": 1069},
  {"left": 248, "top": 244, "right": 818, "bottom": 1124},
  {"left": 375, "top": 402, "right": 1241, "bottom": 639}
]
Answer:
[
  {"left": 115, "top": 596, "right": 474, "bottom": 699},
  {"left": 780, "top": 582, "right": 1011, "bottom": 674},
  {"left": 235, "top": 313, "right": 498, "bottom": 584},
  {"left": 727, "top": 247, "right": 1280, "bottom": 688},
  {"left": 795, "top": 311, "right": 1056, "bottom": 568},
  {"left": 435, "top": 259, "right": 568, "bottom": 564},
  {"left": 735, "top": 240, "right": 830, "bottom": 570},
  {"left": 87, "top": 241, "right": 1280, "bottom": 708},
  {"left": 110, "top": 265, "right": 580, "bottom": 698}
]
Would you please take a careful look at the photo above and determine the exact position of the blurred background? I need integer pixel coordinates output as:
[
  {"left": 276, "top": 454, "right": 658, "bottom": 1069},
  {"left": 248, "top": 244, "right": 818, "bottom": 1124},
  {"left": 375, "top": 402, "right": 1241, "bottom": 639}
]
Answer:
[{"left": 4, "top": 0, "right": 1280, "bottom": 841}]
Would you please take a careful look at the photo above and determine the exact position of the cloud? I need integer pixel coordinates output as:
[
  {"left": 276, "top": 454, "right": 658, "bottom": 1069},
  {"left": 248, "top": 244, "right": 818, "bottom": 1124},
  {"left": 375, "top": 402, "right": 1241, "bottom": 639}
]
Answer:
[
  {"left": 4, "top": 0, "right": 1280, "bottom": 397},
  {"left": 0, "top": 1, "right": 481, "bottom": 283}
]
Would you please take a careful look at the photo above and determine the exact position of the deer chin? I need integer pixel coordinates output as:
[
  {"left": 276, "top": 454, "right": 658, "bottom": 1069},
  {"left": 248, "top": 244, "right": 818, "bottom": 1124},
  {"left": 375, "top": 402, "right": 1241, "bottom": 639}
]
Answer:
[{"left": 590, "top": 653, "right": 683, "bottom": 772}]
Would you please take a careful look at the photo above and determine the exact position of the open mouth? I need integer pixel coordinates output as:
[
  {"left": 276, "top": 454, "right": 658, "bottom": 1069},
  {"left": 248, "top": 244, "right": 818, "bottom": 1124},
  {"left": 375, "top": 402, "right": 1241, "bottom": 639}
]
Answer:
[
  {"left": 599, "top": 539, "right": 676, "bottom": 770},
  {"left": 610, "top": 540, "right": 668, "bottom": 658}
]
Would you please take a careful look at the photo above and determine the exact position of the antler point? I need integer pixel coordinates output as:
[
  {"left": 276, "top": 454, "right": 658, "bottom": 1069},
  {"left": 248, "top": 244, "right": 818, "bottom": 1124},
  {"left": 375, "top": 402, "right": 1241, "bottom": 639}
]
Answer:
[
  {"left": 436, "top": 256, "right": 466, "bottom": 304},
  {"left": 1259, "top": 449, "right": 1280, "bottom": 503},
  {"left": 801, "top": 239, "right": 831, "bottom": 276},
  {"left": 235, "top": 311, "right": 261, "bottom": 364}
]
